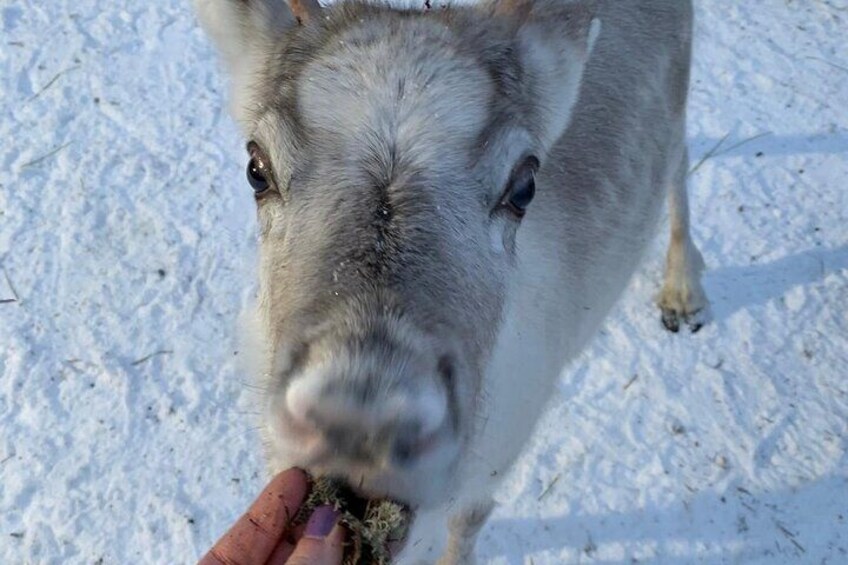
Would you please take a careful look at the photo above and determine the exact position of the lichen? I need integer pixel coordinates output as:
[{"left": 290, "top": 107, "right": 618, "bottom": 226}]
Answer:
[{"left": 294, "top": 475, "right": 411, "bottom": 564}]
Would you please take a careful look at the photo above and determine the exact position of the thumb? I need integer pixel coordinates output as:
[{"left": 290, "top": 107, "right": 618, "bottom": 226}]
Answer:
[{"left": 285, "top": 505, "right": 346, "bottom": 565}]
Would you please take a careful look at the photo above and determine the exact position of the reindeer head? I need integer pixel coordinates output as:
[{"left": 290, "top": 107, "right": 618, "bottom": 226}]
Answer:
[{"left": 196, "top": 0, "right": 598, "bottom": 506}]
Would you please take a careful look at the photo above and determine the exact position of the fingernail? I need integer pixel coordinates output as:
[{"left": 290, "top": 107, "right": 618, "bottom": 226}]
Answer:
[{"left": 304, "top": 505, "right": 340, "bottom": 539}]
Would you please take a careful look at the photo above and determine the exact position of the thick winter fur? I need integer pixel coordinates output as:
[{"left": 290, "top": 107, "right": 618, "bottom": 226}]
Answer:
[{"left": 195, "top": 0, "right": 706, "bottom": 562}]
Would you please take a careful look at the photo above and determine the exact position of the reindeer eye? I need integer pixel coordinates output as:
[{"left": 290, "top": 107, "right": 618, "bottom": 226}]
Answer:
[
  {"left": 501, "top": 156, "right": 539, "bottom": 218},
  {"left": 247, "top": 158, "right": 269, "bottom": 193},
  {"left": 246, "top": 142, "right": 272, "bottom": 195}
]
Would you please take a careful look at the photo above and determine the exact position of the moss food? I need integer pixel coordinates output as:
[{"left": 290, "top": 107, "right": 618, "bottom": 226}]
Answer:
[{"left": 294, "top": 475, "right": 412, "bottom": 564}]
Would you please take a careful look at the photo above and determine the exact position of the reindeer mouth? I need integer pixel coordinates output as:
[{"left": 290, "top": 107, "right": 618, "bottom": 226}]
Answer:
[{"left": 294, "top": 474, "right": 413, "bottom": 564}]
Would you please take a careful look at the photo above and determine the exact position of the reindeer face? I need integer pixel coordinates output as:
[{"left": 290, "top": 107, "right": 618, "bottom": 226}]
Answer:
[{"left": 196, "top": 0, "right": 596, "bottom": 506}]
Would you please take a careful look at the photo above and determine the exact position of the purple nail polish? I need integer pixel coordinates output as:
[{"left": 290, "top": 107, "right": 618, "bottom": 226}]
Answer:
[{"left": 304, "top": 505, "right": 340, "bottom": 539}]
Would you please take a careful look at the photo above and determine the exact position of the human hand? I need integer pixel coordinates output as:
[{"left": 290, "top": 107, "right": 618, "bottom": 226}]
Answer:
[{"left": 198, "top": 468, "right": 346, "bottom": 565}]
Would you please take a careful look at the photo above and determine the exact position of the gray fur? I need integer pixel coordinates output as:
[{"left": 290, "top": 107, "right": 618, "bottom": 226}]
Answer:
[{"left": 195, "top": 0, "right": 707, "bottom": 561}]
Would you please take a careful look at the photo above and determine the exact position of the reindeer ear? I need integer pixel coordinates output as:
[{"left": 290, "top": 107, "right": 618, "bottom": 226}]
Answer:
[
  {"left": 488, "top": 0, "right": 601, "bottom": 150},
  {"left": 194, "top": 0, "right": 323, "bottom": 71},
  {"left": 288, "top": 0, "right": 322, "bottom": 25},
  {"left": 492, "top": 0, "right": 600, "bottom": 52},
  {"left": 492, "top": 0, "right": 534, "bottom": 24},
  {"left": 195, "top": 0, "right": 323, "bottom": 126},
  {"left": 196, "top": 1, "right": 294, "bottom": 70}
]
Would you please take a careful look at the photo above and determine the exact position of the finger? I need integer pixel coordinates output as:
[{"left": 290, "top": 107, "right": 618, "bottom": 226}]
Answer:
[
  {"left": 198, "top": 468, "right": 308, "bottom": 565},
  {"left": 284, "top": 505, "right": 346, "bottom": 565},
  {"left": 264, "top": 522, "right": 306, "bottom": 565},
  {"left": 264, "top": 538, "right": 296, "bottom": 565}
]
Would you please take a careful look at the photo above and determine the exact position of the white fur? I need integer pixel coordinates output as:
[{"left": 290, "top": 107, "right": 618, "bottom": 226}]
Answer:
[{"left": 196, "top": 1, "right": 706, "bottom": 563}]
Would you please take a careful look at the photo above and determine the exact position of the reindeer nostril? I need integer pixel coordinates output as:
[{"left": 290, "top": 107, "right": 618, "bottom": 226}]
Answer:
[
  {"left": 438, "top": 354, "right": 459, "bottom": 431},
  {"left": 438, "top": 355, "right": 454, "bottom": 390},
  {"left": 393, "top": 438, "right": 416, "bottom": 467},
  {"left": 392, "top": 422, "right": 422, "bottom": 467},
  {"left": 392, "top": 421, "right": 444, "bottom": 468}
]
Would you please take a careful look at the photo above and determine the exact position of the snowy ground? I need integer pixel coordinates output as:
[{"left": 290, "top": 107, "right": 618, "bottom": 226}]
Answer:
[{"left": 1, "top": 1, "right": 846, "bottom": 563}]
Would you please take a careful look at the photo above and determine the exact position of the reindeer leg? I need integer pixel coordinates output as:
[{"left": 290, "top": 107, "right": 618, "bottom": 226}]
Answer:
[
  {"left": 657, "top": 148, "right": 709, "bottom": 333},
  {"left": 436, "top": 500, "right": 494, "bottom": 565}
]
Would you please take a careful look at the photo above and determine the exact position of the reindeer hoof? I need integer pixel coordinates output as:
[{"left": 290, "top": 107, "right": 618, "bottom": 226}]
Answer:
[
  {"left": 660, "top": 306, "right": 708, "bottom": 334},
  {"left": 661, "top": 308, "right": 681, "bottom": 333}
]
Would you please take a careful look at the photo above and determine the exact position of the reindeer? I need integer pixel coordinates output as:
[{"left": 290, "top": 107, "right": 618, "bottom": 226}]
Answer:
[{"left": 195, "top": 0, "right": 707, "bottom": 562}]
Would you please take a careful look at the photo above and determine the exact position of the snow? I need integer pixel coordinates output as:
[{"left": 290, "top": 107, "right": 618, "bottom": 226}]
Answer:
[{"left": 1, "top": 1, "right": 846, "bottom": 563}]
